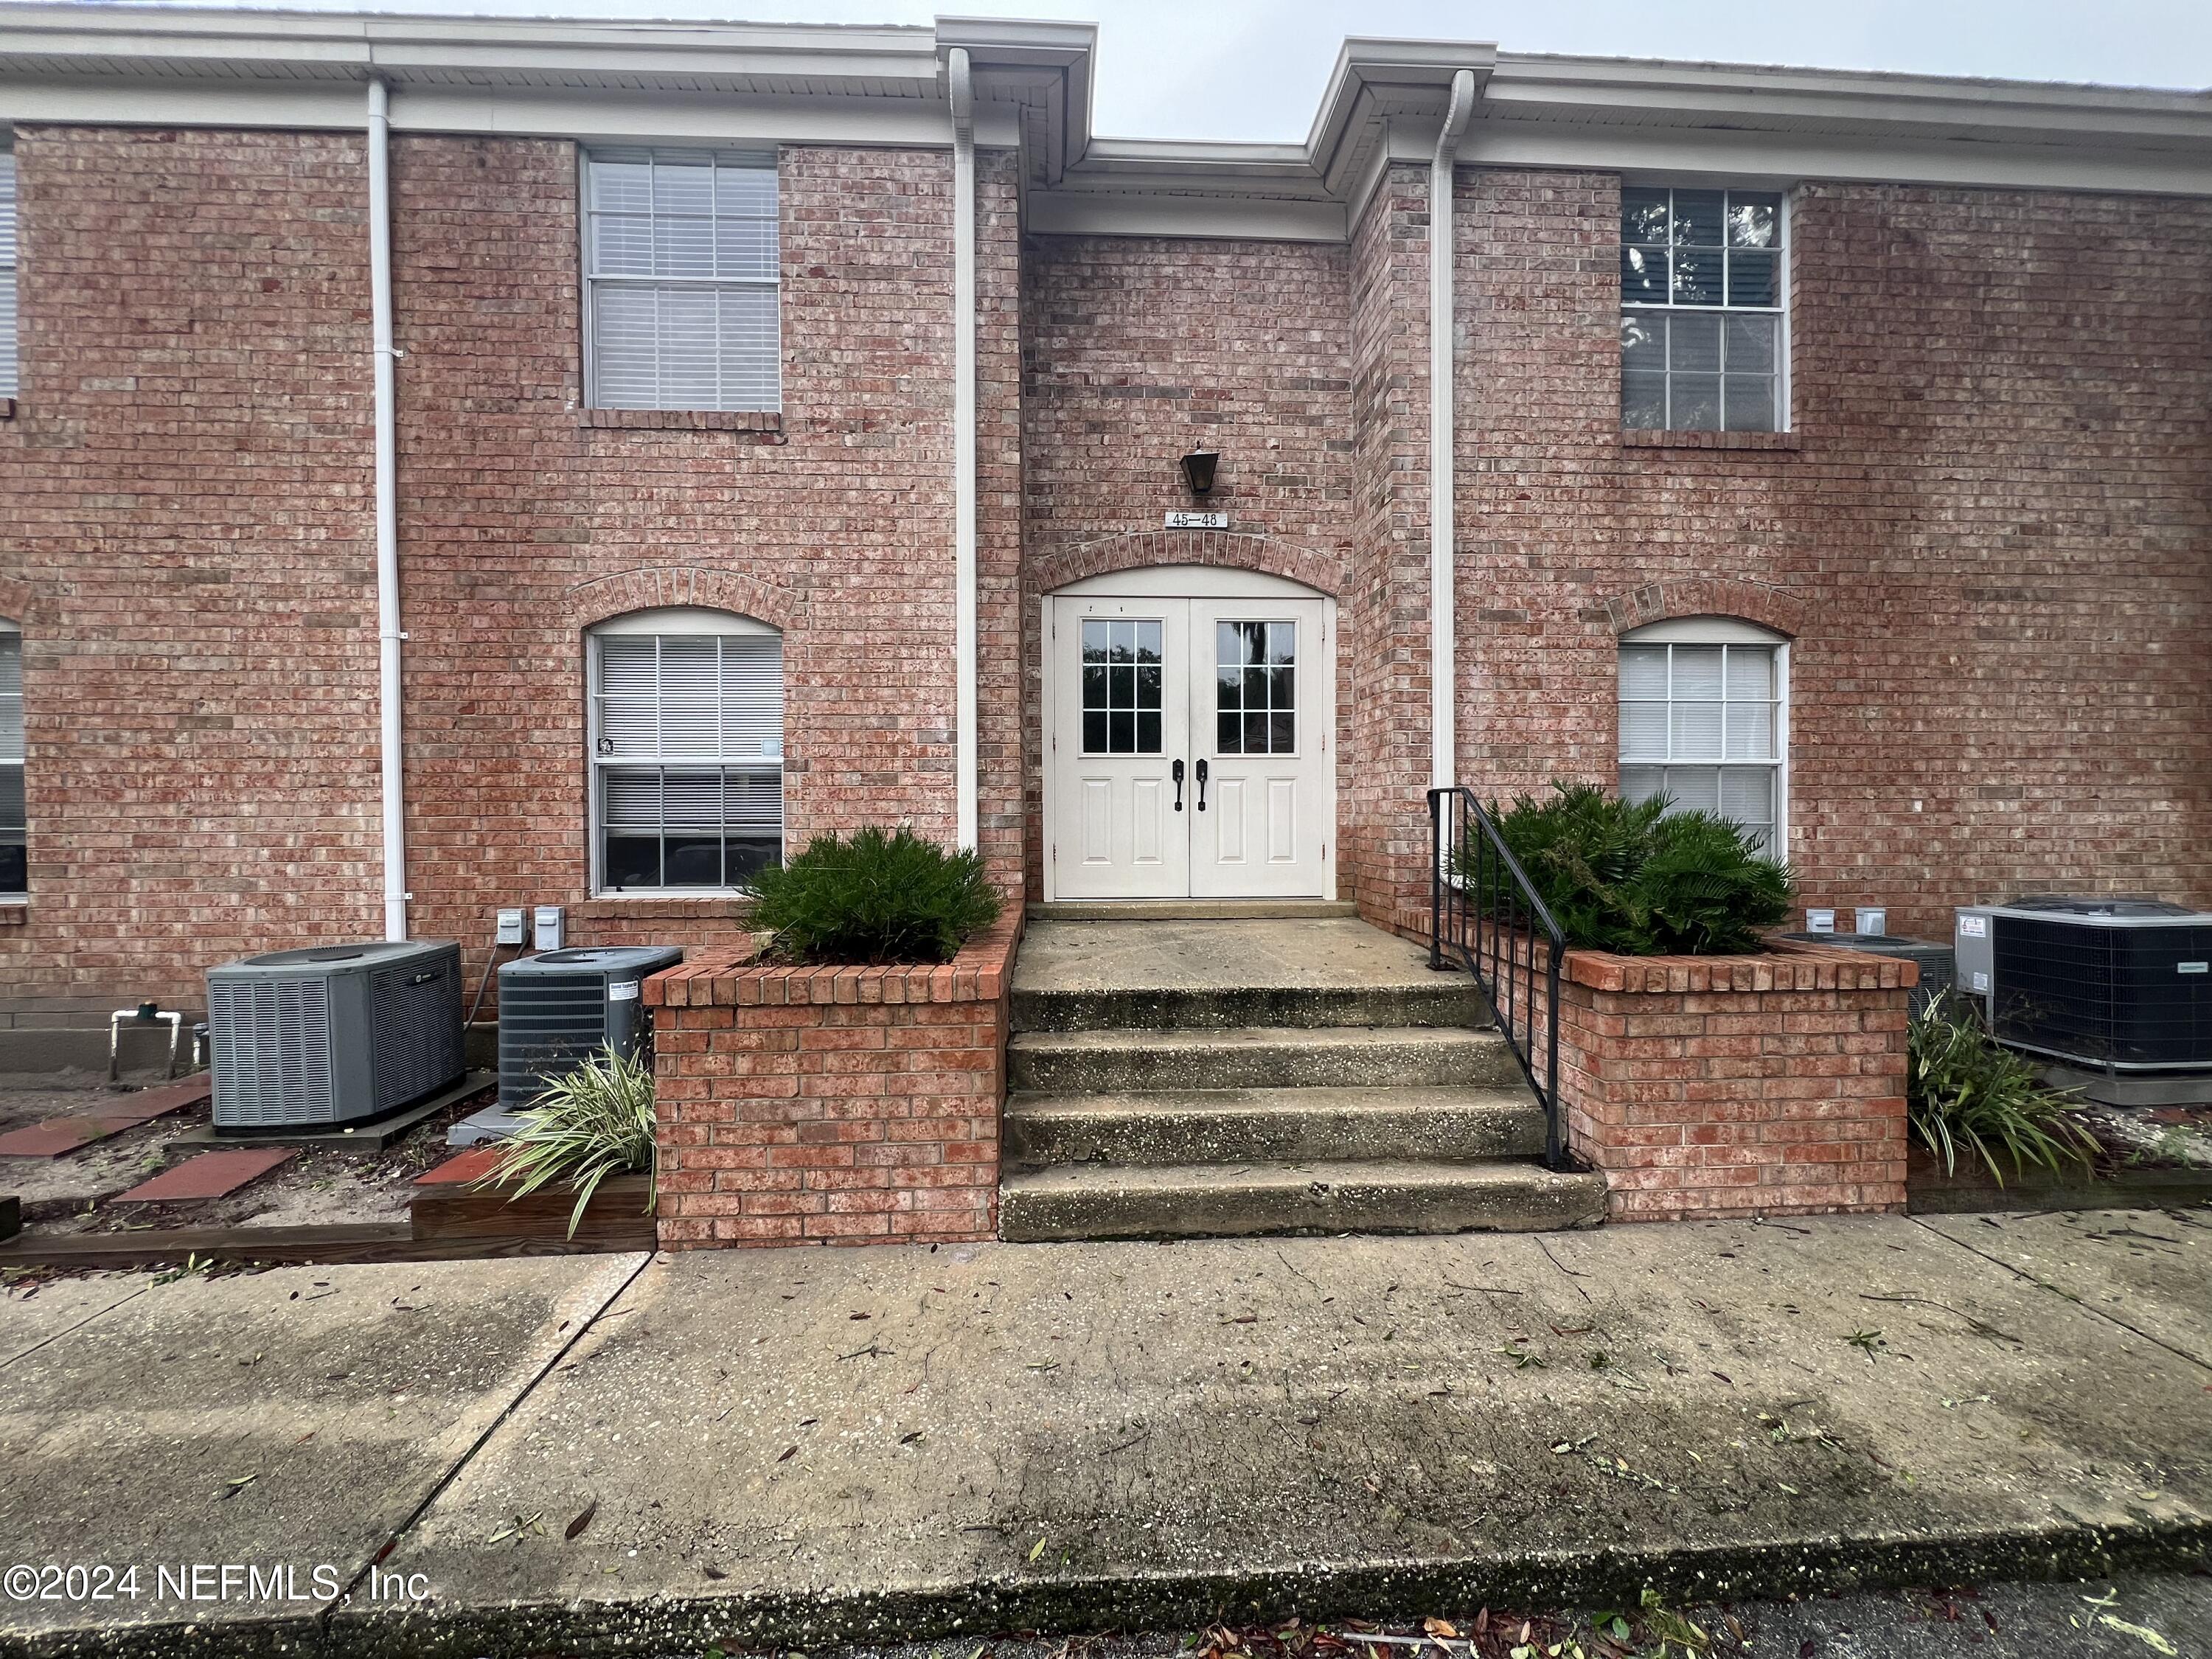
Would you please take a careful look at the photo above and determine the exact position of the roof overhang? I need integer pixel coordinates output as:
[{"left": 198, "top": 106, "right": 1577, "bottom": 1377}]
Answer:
[{"left": 0, "top": 6, "right": 2204, "bottom": 232}]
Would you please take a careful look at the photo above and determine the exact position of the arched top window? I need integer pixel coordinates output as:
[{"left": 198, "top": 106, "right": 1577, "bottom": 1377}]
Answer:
[
  {"left": 586, "top": 608, "right": 783, "bottom": 894},
  {"left": 0, "top": 618, "right": 22, "bottom": 899},
  {"left": 1618, "top": 616, "right": 1787, "bottom": 855}
]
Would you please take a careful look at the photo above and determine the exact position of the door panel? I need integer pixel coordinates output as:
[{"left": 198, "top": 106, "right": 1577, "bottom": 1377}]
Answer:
[
  {"left": 1189, "top": 599, "right": 1329, "bottom": 899},
  {"left": 1046, "top": 587, "right": 1332, "bottom": 901},
  {"left": 1048, "top": 599, "right": 1190, "bottom": 900}
]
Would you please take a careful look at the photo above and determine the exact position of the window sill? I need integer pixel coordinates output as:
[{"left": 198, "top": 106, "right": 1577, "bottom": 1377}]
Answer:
[
  {"left": 576, "top": 895, "right": 757, "bottom": 922},
  {"left": 582, "top": 408, "right": 785, "bottom": 440},
  {"left": 1621, "top": 428, "right": 1801, "bottom": 453}
]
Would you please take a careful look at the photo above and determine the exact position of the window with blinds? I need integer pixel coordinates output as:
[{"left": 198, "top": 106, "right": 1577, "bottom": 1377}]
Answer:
[
  {"left": 584, "top": 149, "right": 779, "bottom": 413},
  {"left": 1617, "top": 627, "right": 1785, "bottom": 855},
  {"left": 589, "top": 616, "right": 784, "bottom": 891},
  {"left": 1, "top": 153, "right": 18, "bottom": 398},
  {"left": 0, "top": 623, "right": 24, "bottom": 897}
]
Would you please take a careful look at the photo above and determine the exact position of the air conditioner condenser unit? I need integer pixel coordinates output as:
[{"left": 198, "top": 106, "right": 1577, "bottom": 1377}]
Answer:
[{"left": 207, "top": 940, "right": 465, "bottom": 1130}]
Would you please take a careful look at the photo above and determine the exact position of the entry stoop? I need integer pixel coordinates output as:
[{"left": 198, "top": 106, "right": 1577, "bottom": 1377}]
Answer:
[{"left": 999, "top": 918, "right": 1607, "bottom": 1242}]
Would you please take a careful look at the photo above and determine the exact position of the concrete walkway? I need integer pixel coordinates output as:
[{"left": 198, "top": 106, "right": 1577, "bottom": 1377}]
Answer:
[{"left": 1, "top": 1208, "right": 2208, "bottom": 1657}]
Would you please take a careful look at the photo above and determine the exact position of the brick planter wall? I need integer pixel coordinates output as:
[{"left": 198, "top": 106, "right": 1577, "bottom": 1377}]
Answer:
[
  {"left": 1558, "top": 942, "right": 1916, "bottom": 1222},
  {"left": 643, "top": 914, "right": 1020, "bottom": 1249}
]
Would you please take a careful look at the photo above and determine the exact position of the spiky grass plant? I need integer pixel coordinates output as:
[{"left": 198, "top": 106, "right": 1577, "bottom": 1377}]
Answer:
[
  {"left": 745, "top": 824, "right": 1001, "bottom": 965},
  {"left": 479, "top": 1046, "right": 657, "bottom": 1238},
  {"left": 1485, "top": 782, "right": 1794, "bottom": 956},
  {"left": 1908, "top": 990, "right": 2100, "bottom": 1186}
]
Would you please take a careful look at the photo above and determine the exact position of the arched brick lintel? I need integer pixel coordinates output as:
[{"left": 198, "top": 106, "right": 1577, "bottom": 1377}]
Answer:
[
  {"left": 1604, "top": 577, "right": 1809, "bottom": 641},
  {"left": 563, "top": 566, "right": 801, "bottom": 635},
  {"left": 1033, "top": 530, "right": 1345, "bottom": 599}
]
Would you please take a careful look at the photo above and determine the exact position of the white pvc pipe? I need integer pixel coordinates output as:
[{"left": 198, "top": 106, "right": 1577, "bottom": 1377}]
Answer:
[
  {"left": 1429, "top": 68, "right": 1475, "bottom": 792},
  {"left": 367, "top": 77, "right": 408, "bottom": 939},
  {"left": 948, "top": 47, "right": 978, "bottom": 852}
]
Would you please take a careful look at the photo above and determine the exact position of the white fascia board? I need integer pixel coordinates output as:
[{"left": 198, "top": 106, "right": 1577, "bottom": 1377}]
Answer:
[
  {"left": 1026, "top": 189, "right": 1346, "bottom": 242},
  {"left": 1461, "top": 119, "right": 2212, "bottom": 198},
  {"left": 0, "top": 75, "right": 1021, "bottom": 148}
]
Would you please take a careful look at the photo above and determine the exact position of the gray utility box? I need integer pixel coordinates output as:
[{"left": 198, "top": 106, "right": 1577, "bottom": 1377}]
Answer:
[
  {"left": 1778, "top": 933, "right": 1954, "bottom": 1016},
  {"left": 208, "top": 940, "right": 465, "bottom": 1130},
  {"left": 1955, "top": 898, "right": 2212, "bottom": 1074},
  {"left": 497, "top": 946, "right": 683, "bottom": 1110}
]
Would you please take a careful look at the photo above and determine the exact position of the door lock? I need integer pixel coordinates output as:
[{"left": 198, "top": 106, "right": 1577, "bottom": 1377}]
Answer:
[
  {"left": 1172, "top": 758, "right": 1185, "bottom": 812},
  {"left": 1194, "top": 757, "right": 1209, "bottom": 812}
]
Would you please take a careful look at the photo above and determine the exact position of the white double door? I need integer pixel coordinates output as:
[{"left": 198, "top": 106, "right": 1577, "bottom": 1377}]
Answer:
[{"left": 1046, "top": 573, "right": 1335, "bottom": 900}]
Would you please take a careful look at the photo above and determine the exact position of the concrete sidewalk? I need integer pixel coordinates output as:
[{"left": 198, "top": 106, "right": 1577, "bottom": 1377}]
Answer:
[{"left": 1, "top": 1208, "right": 2208, "bottom": 1658}]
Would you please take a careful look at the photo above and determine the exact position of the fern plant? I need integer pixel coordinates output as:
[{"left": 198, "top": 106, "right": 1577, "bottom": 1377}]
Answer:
[
  {"left": 1485, "top": 782, "right": 1794, "bottom": 956},
  {"left": 745, "top": 825, "right": 1001, "bottom": 965},
  {"left": 479, "top": 1046, "right": 657, "bottom": 1239},
  {"left": 1908, "top": 990, "right": 2100, "bottom": 1186}
]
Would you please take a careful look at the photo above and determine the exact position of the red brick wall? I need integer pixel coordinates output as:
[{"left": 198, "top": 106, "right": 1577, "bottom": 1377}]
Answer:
[
  {"left": 392, "top": 137, "right": 1027, "bottom": 990},
  {"left": 1455, "top": 169, "right": 2212, "bottom": 940},
  {"left": 0, "top": 126, "right": 381, "bottom": 1018},
  {"left": 0, "top": 127, "right": 1022, "bottom": 1018},
  {"left": 1558, "top": 944, "right": 1913, "bottom": 1220},
  {"left": 1346, "top": 166, "right": 1440, "bottom": 929},
  {"left": 646, "top": 911, "right": 1016, "bottom": 1247}
]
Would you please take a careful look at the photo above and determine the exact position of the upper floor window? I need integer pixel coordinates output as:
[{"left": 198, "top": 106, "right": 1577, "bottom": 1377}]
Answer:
[
  {"left": 0, "top": 621, "right": 23, "bottom": 897},
  {"left": 583, "top": 149, "right": 779, "bottom": 413},
  {"left": 1, "top": 150, "right": 18, "bottom": 397},
  {"left": 588, "top": 608, "right": 784, "bottom": 894},
  {"left": 1618, "top": 618, "right": 1787, "bottom": 856},
  {"left": 1621, "top": 187, "right": 1784, "bottom": 433}
]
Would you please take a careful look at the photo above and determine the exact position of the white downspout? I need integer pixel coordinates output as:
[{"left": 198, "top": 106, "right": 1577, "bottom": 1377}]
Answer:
[
  {"left": 1429, "top": 68, "right": 1475, "bottom": 792},
  {"left": 947, "top": 48, "right": 979, "bottom": 852},
  {"left": 367, "top": 77, "right": 408, "bottom": 939}
]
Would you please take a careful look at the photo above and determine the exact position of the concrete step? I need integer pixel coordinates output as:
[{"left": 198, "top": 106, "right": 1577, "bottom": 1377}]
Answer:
[
  {"left": 1004, "top": 1085, "right": 1548, "bottom": 1166},
  {"left": 1026, "top": 901, "right": 1360, "bottom": 922},
  {"left": 1006, "top": 1026, "right": 1524, "bottom": 1094},
  {"left": 1012, "top": 978, "right": 1486, "bottom": 1033},
  {"left": 998, "top": 1158, "right": 1608, "bottom": 1242},
  {"left": 1009, "top": 917, "right": 1484, "bottom": 1032}
]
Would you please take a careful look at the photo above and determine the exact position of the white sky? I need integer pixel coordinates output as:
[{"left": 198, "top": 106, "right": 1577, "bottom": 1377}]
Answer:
[{"left": 103, "top": 0, "right": 2212, "bottom": 141}]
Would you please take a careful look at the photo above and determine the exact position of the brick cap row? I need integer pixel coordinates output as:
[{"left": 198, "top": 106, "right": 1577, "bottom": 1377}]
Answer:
[
  {"left": 644, "top": 911, "right": 1023, "bottom": 1009},
  {"left": 1566, "top": 940, "right": 1921, "bottom": 995}
]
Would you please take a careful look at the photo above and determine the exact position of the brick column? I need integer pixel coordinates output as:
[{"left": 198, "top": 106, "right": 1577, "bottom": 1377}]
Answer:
[{"left": 644, "top": 913, "right": 1020, "bottom": 1248}]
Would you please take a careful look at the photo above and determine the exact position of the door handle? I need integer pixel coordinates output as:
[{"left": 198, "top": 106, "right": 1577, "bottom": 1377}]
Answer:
[
  {"left": 1172, "top": 758, "right": 1185, "bottom": 812},
  {"left": 1194, "top": 758, "right": 1208, "bottom": 812}
]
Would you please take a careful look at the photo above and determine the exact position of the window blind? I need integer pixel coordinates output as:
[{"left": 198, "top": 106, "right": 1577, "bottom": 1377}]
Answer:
[
  {"left": 0, "top": 154, "right": 18, "bottom": 397},
  {"left": 1618, "top": 639, "right": 1783, "bottom": 854},
  {"left": 585, "top": 150, "right": 779, "bottom": 413}
]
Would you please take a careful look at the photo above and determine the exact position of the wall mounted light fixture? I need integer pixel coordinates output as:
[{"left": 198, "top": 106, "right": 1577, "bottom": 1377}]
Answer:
[{"left": 1179, "top": 448, "right": 1220, "bottom": 498}]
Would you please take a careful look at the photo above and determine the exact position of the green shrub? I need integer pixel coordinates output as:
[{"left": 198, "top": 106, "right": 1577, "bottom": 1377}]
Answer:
[
  {"left": 480, "top": 1046, "right": 656, "bottom": 1239},
  {"left": 745, "top": 825, "right": 1001, "bottom": 965},
  {"left": 1484, "top": 782, "right": 1794, "bottom": 956},
  {"left": 1908, "top": 990, "right": 2099, "bottom": 1185}
]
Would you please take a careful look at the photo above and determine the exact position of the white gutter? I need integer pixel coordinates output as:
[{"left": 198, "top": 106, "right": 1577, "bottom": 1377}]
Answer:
[
  {"left": 948, "top": 46, "right": 978, "bottom": 851},
  {"left": 367, "top": 77, "right": 407, "bottom": 939},
  {"left": 1428, "top": 67, "right": 1475, "bottom": 791}
]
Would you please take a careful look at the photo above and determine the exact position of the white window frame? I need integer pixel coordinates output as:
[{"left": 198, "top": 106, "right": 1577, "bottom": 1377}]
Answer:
[
  {"left": 580, "top": 147, "right": 781, "bottom": 414},
  {"left": 1621, "top": 184, "right": 1791, "bottom": 434},
  {"left": 1617, "top": 616, "right": 1790, "bottom": 858},
  {"left": 585, "top": 607, "right": 785, "bottom": 897},
  {"left": 0, "top": 146, "right": 18, "bottom": 399},
  {"left": 0, "top": 618, "right": 23, "bottom": 900}
]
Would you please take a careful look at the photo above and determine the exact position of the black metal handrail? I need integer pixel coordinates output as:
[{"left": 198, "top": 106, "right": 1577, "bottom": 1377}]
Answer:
[{"left": 1427, "top": 786, "right": 1568, "bottom": 1171}]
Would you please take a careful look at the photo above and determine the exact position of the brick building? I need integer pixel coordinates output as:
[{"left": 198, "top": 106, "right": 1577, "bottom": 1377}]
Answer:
[{"left": 0, "top": 9, "right": 2207, "bottom": 1026}]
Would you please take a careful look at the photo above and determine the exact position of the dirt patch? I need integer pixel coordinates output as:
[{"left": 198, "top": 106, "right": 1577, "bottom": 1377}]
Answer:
[{"left": 0, "top": 1070, "right": 493, "bottom": 1237}]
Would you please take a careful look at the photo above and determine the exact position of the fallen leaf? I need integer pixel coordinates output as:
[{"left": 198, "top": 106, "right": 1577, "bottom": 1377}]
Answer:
[
  {"left": 1422, "top": 1618, "right": 1458, "bottom": 1638},
  {"left": 776, "top": 1446, "right": 797, "bottom": 1464},
  {"left": 565, "top": 1499, "right": 598, "bottom": 1540},
  {"left": 2098, "top": 1615, "right": 2179, "bottom": 1655},
  {"left": 1027, "top": 1537, "right": 1047, "bottom": 1563}
]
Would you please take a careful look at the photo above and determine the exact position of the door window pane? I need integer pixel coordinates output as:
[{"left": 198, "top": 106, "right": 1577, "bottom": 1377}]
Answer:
[
  {"left": 1214, "top": 620, "right": 1295, "bottom": 755},
  {"left": 1080, "top": 619, "right": 1164, "bottom": 754}
]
